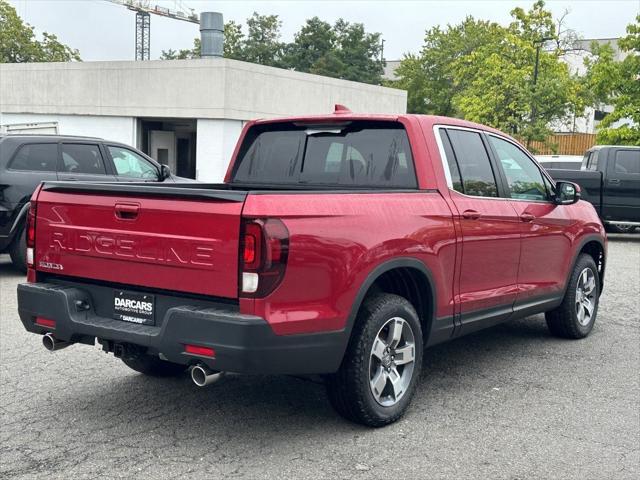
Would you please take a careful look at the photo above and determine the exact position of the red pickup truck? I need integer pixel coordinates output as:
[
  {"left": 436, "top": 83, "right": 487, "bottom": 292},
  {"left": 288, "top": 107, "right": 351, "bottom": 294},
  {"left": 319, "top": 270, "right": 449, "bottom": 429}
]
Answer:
[{"left": 17, "top": 109, "right": 606, "bottom": 426}]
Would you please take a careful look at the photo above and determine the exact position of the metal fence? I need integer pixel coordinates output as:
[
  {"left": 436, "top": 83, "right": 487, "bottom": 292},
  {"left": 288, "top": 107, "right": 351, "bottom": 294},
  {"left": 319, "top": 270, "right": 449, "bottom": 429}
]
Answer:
[{"left": 525, "top": 133, "right": 597, "bottom": 155}]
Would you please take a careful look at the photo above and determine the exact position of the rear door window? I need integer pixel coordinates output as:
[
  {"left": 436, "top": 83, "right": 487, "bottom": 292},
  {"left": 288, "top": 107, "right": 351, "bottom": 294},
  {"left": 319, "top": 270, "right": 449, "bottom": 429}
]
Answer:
[
  {"left": 9, "top": 143, "right": 58, "bottom": 172},
  {"left": 613, "top": 150, "right": 640, "bottom": 174},
  {"left": 59, "top": 144, "right": 106, "bottom": 175},
  {"left": 445, "top": 129, "right": 498, "bottom": 197},
  {"left": 232, "top": 121, "right": 417, "bottom": 188}
]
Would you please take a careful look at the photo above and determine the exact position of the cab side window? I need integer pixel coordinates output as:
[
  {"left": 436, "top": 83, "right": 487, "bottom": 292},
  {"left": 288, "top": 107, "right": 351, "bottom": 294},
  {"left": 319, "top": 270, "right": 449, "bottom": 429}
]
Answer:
[
  {"left": 444, "top": 129, "right": 498, "bottom": 197},
  {"left": 614, "top": 150, "right": 640, "bottom": 174},
  {"left": 488, "top": 136, "right": 549, "bottom": 201},
  {"left": 59, "top": 144, "right": 106, "bottom": 175}
]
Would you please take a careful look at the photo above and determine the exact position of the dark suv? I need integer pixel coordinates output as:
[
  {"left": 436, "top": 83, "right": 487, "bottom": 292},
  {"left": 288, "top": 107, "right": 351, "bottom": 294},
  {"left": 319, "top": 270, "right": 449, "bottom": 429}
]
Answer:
[{"left": 0, "top": 134, "right": 180, "bottom": 271}]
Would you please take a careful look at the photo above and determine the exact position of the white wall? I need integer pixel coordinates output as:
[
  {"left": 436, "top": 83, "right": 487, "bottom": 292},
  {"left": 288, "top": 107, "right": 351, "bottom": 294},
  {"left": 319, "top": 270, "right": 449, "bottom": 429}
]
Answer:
[
  {"left": 0, "top": 113, "right": 136, "bottom": 145},
  {"left": 1, "top": 59, "right": 407, "bottom": 120},
  {"left": 195, "top": 119, "right": 244, "bottom": 182}
]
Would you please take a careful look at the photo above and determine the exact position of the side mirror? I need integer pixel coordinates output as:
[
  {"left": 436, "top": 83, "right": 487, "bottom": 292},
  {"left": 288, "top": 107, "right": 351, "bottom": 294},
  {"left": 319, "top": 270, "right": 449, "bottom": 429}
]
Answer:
[
  {"left": 159, "top": 164, "right": 171, "bottom": 181},
  {"left": 554, "top": 181, "right": 580, "bottom": 205}
]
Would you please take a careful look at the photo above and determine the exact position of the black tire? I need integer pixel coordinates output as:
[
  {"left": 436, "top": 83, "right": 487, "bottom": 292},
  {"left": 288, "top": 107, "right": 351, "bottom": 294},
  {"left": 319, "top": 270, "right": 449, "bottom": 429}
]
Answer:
[
  {"left": 326, "top": 293, "right": 423, "bottom": 427},
  {"left": 121, "top": 353, "right": 186, "bottom": 377},
  {"left": 545, "top": 254, "right": 600, "bottom": 339},
  {"left": 605, "top": 224, "right": 637, "bottom": 234},
  {"left": 9, "top": 225, "right": 27, "bottom": 273}
]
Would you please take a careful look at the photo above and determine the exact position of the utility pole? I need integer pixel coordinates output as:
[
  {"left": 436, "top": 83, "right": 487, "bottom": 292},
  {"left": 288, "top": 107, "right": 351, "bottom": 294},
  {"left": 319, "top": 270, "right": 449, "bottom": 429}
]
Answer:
[{"left": 380, "top": 39, "right": 385, "bottom": 68}]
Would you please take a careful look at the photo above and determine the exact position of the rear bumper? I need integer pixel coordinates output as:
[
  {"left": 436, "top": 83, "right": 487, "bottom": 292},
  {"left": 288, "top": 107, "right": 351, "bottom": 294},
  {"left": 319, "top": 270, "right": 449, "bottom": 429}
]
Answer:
[{"left": 17, "top": 282, "right": 346, "bottom": 375}]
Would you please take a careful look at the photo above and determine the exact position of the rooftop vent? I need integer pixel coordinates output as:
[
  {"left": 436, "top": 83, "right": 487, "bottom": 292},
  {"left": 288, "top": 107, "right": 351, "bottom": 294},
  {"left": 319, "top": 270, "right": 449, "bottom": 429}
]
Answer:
[{"left": 200, "top": 12, "right": 224, "bottom": 58}]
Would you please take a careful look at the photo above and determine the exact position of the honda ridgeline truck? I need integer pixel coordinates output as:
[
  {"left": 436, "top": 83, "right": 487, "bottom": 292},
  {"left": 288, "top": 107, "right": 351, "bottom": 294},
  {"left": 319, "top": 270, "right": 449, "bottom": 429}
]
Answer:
[{"left": 17, "top": 108, "right": 606, "bottom": 427}]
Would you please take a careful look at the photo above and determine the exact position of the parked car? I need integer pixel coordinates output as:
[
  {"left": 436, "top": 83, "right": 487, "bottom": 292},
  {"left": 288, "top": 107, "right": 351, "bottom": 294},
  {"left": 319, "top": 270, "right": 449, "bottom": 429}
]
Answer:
[
  {"left": 16, "top": 110, "right": 606, "bottom": 427},
  {"left": 0, "top": 134, "right": 183, "bottom": 271},
  {"left": 547, "top": 145, "right": 640, "bottom": 233},
  {"left": 536, "top": 154, "right": 583, "bottom": 170}
]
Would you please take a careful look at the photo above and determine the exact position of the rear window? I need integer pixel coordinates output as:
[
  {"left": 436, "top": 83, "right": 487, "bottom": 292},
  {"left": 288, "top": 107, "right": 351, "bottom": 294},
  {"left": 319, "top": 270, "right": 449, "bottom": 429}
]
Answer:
[
  {"left": 540, "top": 161, "right": 581, "bottom": 170},
  {"left": 231, "top": 121, "right": 417, "bottom": 188},
  {"left": 9, "top": 143, "right": 57, "bottom": 172},
  {"left": 585, "top": 150, "right": 598, "bottom": 171}
]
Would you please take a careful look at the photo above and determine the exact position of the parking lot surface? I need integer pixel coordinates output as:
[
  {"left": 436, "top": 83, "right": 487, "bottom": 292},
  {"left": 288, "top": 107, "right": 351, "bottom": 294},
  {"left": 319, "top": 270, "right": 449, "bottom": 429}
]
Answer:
[{"left": 1, "top": 235, "right": 638, "bottom": 479}]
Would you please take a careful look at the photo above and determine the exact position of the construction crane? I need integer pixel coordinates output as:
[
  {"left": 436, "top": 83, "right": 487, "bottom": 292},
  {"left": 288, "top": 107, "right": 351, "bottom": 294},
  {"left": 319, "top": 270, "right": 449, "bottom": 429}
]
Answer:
[{"left": 105, "top": 1, "right": 199, "bottom": 61}]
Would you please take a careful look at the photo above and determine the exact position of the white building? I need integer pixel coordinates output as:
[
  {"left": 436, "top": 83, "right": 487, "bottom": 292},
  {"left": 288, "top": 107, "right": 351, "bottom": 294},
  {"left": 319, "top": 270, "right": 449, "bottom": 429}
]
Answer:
[
  {"left": 0, "top": 58, "right": 407, "bottom": 181},
  {"left": 555, "top": 38, "right": 627, "bottom": 134}
]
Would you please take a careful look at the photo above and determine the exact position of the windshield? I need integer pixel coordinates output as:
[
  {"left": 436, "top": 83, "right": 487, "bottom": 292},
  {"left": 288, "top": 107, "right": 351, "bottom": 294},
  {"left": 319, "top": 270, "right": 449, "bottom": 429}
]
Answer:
[{"left": 231, "top": 121, "right": 417, "bottom": 189}]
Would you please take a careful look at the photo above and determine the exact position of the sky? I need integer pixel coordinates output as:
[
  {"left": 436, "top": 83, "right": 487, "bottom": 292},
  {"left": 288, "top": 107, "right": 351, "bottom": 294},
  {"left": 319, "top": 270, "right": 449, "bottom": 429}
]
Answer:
[{"left": 9, "top": 0, "right": 640, "bottom": 61}]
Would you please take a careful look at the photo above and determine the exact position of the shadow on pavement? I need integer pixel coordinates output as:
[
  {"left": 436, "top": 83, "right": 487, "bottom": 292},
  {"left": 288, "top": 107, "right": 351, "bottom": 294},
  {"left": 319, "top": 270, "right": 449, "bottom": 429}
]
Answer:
[
  {"left": 44, "top": 314, "right": 554, "bottom": 440},
  {"left": 606, "top": 233, "right": 640, "bottom": 243},
  {"left": 0, "top": 255, "right": 25, "bottom": 280}
]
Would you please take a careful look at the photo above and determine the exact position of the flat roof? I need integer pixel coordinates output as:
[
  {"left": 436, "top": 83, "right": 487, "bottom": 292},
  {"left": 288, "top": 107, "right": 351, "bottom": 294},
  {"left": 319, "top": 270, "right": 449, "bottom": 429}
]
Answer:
[{"left": 0, "top": 58, "right": 407, "bottom": 121}]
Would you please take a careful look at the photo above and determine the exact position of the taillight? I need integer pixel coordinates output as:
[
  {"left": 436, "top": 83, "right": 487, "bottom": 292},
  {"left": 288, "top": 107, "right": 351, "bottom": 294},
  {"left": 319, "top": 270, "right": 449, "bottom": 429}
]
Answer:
[
  {"left": 240, "top": 218, "right": 289, "bottom": 297},
  {"left": 243, "top": 222, "right": 262, "bottom": 270},
  {"left": 26, "top": 202, "right": 36, "bottom": 268}
]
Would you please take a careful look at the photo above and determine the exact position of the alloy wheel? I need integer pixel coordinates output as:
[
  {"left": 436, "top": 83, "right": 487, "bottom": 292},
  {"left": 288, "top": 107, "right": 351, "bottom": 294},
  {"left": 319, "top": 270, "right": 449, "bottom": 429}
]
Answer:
[
  {"left": 368, "top": 317, "right": 416, "bottom": 407},
  {"left": 575, "top": 268, "right": 597, "bottom": 326}
]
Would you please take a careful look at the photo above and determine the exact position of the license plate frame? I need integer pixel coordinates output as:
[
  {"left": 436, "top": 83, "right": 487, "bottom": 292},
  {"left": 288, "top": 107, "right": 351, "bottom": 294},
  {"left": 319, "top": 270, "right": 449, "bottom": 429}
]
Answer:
[{"left": 113, "top": 290, "right": 155, "bottom": 326}]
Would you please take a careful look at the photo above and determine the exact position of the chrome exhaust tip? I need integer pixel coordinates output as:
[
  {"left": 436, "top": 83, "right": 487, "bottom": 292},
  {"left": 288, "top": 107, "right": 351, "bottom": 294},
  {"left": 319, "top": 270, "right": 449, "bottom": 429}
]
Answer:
[
  {"left": 191, "top": 364, "right": 223, "bottom": 387},
  {"left": 42, "top": 333, "right": 71, "bottom": 352}
]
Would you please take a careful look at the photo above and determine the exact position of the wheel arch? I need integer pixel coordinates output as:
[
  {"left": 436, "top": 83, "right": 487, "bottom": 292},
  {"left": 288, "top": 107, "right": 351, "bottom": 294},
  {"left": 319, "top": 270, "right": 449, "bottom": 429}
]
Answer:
[
  {"left": 569, "top": 235, "right": 606, "bottom": 295},
  {"left": 8, "top": 201, "right": 30, "bottom": 245},
  {"left": 343, "top": 258, "right": 437, "bottom": 350}
]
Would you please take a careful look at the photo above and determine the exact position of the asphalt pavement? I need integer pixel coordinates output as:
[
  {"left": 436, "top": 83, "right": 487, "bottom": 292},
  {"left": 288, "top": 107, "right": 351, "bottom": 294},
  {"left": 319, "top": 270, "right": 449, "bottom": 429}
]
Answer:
[{"left": 1, "top": 235, "right": 638, "bottom": 479}]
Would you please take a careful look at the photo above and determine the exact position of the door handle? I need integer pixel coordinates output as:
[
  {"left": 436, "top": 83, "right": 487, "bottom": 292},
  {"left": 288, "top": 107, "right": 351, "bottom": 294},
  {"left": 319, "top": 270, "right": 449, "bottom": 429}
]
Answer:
[
  {"left": 114, "top": 203, "right": 139, "bottom": 220},
  {"left": 608, "top": 178, "right": 620, "bottom": 184},
  {"left": 462, "top": 209, "right": 481, "bottom": 220},
  {"left": 520, "top": 213, "right": 535, "bottom": 222}
]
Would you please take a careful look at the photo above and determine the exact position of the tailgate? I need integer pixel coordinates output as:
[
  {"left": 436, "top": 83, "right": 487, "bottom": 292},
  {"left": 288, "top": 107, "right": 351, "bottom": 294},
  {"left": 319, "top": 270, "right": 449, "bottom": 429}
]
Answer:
[{"left": 34, "top": 183, "right": 246, "bottom": 298}]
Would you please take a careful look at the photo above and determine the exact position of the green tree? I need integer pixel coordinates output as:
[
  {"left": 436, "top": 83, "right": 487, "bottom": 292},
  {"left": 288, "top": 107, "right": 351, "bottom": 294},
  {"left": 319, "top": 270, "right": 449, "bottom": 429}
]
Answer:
[
  {"left": 283, "top": 17, "right": 335, "bottom": 73},
  {"left": 584, "top": 16, "right": 640, "bottom": 145},
  {"left": 162, "top": 13, "right": 384, "bottom": 84},
  {"left": 329, "top": 19, "right": 383, "bottom": 84},
  {"left": 162, "top": 13, "right": 284, "bottom": 66},
  {"left": 223, "top": 20, "right": 245, "bottom": 60},
  {"left": 160, "top": 38, "right": 200, "bottom": 60},
  {"left": 160, "top": 21, "right": 244, "bottom": 60},
  {"left": 0, "top": 0, "right": 80, "bottom": 62},
  {"left": 241, "top": 13, "right": 284, "bottom": 67},
  {"left": 390, "top": 1, "right": 580, "bottom": 147},
  {"left": 284, "top": 17, "right": 383, "bottom": 84},
  {"left": 391, "top": 18, "right": 505, "bottom": 115}
]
